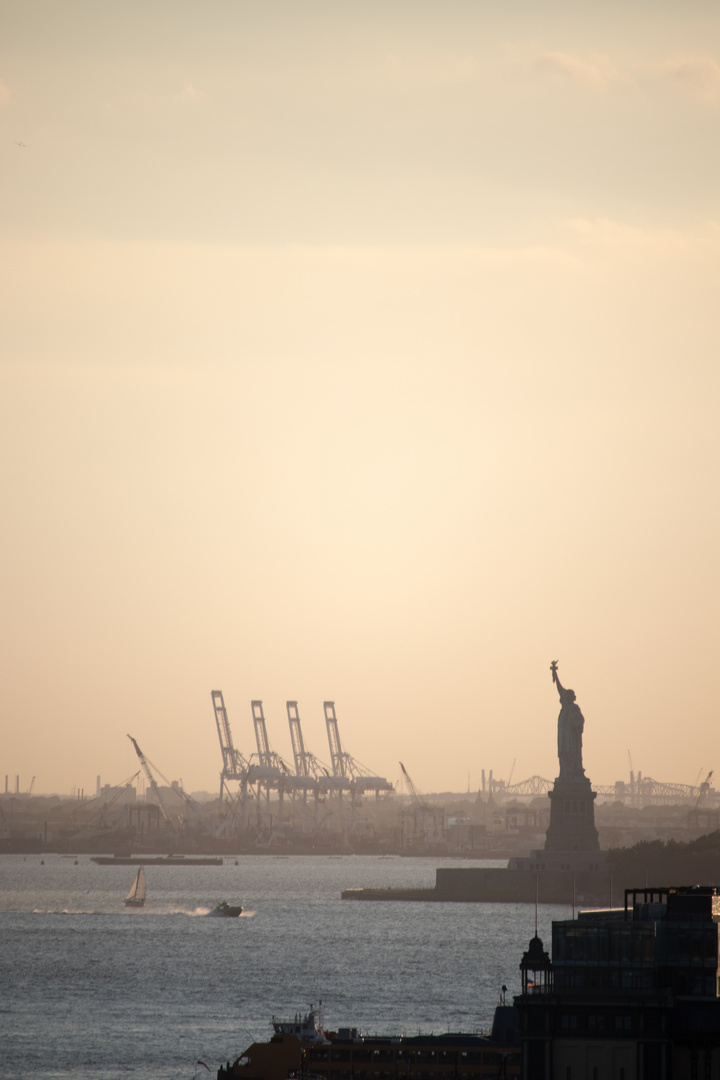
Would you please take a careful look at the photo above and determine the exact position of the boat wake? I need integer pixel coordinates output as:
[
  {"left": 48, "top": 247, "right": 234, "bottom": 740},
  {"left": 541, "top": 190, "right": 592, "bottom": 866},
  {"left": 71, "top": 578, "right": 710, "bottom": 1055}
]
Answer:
[
  {"left": 32, "top": 908, "right": 105, "bottom": 915},
  {"left": 27, "top": 905, "right": 257, "bottom": 917}
]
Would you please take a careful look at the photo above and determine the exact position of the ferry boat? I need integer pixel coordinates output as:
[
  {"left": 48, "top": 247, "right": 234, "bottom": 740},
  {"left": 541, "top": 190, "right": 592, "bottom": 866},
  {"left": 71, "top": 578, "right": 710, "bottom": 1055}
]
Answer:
[
  {"left": 216, "top": 1002, "right": 520, "bottom": 1080},
  {"left": 272, "top": 1005, "right": 327, "bottom": 1043}
]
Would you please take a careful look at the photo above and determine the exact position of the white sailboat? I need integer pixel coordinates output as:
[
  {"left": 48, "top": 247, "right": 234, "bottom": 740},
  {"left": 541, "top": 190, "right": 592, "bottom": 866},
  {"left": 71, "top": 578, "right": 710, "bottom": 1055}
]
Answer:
[{"left": 124, "top": 865, "right": 146, "bottom": 907}]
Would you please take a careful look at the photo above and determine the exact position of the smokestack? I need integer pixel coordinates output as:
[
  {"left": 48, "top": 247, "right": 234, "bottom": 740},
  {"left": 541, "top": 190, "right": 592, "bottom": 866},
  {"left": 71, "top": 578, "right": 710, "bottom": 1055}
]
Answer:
[
  {"left": 96, "top": 775, "right": 101, "bottom": 796},
  {"left": 481, "top": 769, "right": 486, "bottom": 792},
  {"left": 16, "top": 775, "right": 19, "bottom": 794},
  {"left": 4, "top": 775, "right": 7, "bottom": 794}
]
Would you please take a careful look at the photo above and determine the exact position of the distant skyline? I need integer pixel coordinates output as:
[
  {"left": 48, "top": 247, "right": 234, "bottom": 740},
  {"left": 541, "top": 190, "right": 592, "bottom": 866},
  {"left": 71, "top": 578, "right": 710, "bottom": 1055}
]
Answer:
[{"left": 1, "top": 1, "right": 718, "bottom": 798}]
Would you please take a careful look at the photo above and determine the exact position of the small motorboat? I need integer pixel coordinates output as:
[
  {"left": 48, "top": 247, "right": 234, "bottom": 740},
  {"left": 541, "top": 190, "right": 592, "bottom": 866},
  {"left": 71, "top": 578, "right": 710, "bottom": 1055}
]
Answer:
[{"left": 207, "top": 900, "right": 243, "bottom": 917}]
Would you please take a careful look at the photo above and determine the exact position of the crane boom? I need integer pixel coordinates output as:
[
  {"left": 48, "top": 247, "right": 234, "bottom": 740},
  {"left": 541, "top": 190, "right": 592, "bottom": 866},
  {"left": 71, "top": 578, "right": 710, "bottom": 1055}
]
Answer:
[
  {"left": 324, "top": 701, "right": 347, "bottom": 778},
  {"left": 694, "top": 770, "right": 714, "bottom": 810},
  {"left": 323, "top": 701, "right": 392, "bottom": 793},
  {"left": 127, "top": 735, "right": 173, "bottom": 825},
  {"left": 287, "top": 701, "right": 307, "bottom": 775},
  {"left": 251, "top": 701, "right": 272, "bottom": 767},
  {"left": 212, "top": 690, "right": 240, "bottom": 774},
  {"left": 211, "top": 690, "right": 251, "bottom": 803},
  {"left": 400, "top": 762, "right": 428, "bottom": 808}
]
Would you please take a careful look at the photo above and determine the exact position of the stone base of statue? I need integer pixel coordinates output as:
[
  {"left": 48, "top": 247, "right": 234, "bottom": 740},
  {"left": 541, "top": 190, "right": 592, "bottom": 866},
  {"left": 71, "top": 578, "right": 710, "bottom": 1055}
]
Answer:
[{"left": 544, "top": 777, "right": 600, "bottom": 853}]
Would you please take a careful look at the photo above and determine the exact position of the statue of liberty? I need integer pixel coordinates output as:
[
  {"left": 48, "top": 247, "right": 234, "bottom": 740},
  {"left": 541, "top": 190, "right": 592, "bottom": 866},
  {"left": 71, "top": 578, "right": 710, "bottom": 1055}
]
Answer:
[{"left": 550, "top": 661, "right": 586, "bottom": 782}]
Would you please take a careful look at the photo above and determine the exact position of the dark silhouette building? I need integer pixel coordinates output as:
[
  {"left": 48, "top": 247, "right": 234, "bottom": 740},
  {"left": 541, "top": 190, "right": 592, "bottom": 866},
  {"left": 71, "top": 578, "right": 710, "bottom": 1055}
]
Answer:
[{"left": 515, "top": 885, "right": 720, "bottom": 1079}]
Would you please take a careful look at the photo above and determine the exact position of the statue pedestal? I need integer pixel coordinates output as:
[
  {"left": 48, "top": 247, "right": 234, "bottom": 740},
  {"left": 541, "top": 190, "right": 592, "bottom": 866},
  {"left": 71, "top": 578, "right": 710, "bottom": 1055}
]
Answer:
[{"left": 544, "top": 778, "right": 600, "bottom": 853}]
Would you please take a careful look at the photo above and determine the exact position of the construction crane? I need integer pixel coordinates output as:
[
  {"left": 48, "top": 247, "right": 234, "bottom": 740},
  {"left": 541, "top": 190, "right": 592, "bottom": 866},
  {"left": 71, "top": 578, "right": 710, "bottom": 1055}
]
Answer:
[
  {"left": 211, "top": 690, "right": 251, "bottom": 803},
  {"left": 127, "top": 735, "right": 176, "bottom": 826},
  {"left": 399, "top": 761, "right": 444, "bottom": 848},
  {"left": 399, "top": 762, "right": 431, "bottom": 810},
  {"left": 694, "top": 770, "right": 714, "bottom": 810},
  {"left": 72, "top": 771, "right": 141, "bottom": 837}
]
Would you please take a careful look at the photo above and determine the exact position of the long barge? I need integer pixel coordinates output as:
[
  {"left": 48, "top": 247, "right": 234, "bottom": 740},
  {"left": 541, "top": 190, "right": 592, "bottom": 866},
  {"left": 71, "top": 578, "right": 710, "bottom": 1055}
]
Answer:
[{"left": 90, "top": 854, "right": 223, "bottom": 866}]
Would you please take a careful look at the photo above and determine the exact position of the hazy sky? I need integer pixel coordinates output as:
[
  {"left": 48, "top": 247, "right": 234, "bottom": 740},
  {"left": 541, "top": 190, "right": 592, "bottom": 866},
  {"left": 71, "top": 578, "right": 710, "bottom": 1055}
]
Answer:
[{"left": 1, "top": 1, "right": 718, "bottom": 798}]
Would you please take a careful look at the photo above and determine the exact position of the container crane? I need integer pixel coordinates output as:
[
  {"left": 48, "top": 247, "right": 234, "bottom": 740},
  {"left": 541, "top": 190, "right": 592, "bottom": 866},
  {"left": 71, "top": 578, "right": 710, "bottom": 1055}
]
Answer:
[
  {"left": 323, "top": 702, "right": 392, "bottom": 795},
  {"left": 211, "top": 690, "right": 251, "bottom": 803},
  {"left": 250, "top": 701, "right": 293, "bottom": 830},
  {"left": 288, "top": 700, "right": 311, "bottom": 777},
  {"left": 250, "top": 701, "right": 291, "bottom": 776},
  {"left": 287, "top": 701, "right": 330, "bottom": 782}
]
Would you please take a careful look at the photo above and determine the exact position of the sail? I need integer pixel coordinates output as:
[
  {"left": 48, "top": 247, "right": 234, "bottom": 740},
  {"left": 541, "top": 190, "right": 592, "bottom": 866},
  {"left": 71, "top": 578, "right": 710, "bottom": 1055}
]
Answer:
[{"left": 125, "top": 866, "right": 146, "bottom": 904}]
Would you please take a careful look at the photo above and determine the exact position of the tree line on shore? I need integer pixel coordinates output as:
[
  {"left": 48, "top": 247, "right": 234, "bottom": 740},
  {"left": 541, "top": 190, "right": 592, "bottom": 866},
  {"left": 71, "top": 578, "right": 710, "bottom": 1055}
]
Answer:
[{"left": 606, "top": 829, "right": 720, "bottom": 888}]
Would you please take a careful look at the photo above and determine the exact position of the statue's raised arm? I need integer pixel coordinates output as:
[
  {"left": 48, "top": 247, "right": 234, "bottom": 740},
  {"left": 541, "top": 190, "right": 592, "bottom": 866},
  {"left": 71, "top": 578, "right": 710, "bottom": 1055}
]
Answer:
[{"left": 550, "top": 661, "right": 586, "bottom": 782}]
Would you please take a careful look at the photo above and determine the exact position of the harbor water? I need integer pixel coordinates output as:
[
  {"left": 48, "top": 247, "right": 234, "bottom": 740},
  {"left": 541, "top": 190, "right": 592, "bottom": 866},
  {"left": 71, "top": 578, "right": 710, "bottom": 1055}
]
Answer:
[{"left": 0, "top": 854, "right": 571, "bottom": 1079}]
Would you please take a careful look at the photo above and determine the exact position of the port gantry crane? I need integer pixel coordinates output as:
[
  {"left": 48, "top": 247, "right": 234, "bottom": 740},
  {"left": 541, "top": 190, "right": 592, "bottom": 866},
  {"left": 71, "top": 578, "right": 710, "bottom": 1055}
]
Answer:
[
  {"left": 211, "top": 690, "right": 251, "bottom": 807},
  {"left": 287, "top": 701, "right": 341, "bottom": 832},
  {"left": 323, "top": 701, "right": 393, "bottom": 797},
  {"left": 250, "top": 700, "right": 295, "bottom": 829},
  {"left": 287, "top": 700, "right": 331, "bottom": 792}
]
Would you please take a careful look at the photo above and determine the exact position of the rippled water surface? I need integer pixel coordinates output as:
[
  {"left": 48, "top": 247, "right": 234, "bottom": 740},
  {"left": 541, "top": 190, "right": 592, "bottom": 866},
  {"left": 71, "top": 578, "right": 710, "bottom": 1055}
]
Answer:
[{"left": 0, "top": 854, "right": 571, "bottom": 1079}]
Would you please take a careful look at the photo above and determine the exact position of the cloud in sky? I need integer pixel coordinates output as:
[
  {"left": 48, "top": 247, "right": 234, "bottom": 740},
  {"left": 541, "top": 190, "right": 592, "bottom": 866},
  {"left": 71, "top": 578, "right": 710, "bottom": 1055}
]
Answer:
[
  {"left": 1, "top": 1, "right": 719, "bottom": 795},
  {"left": 658, "top": 55, "right": 720, "bottom": 99},
  {"left": 535, "top": 51, "right": 625, "bottom": 90},
  {"left": 564, "top": 216, "right": 720, "bottom": 258}
]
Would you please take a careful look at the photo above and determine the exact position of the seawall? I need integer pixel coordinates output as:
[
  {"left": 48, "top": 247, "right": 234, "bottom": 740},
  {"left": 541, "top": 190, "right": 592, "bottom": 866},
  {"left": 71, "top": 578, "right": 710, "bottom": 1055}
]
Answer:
[{"left": 342, "top": 867, "right": 613, "bottom": 905}]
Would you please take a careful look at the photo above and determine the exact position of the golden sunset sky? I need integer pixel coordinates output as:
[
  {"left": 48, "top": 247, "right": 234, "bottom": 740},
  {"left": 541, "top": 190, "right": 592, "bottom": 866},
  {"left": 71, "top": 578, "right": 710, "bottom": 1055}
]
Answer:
[{"left": 1, "top": 1, "right": 718, "bottom": 796}]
